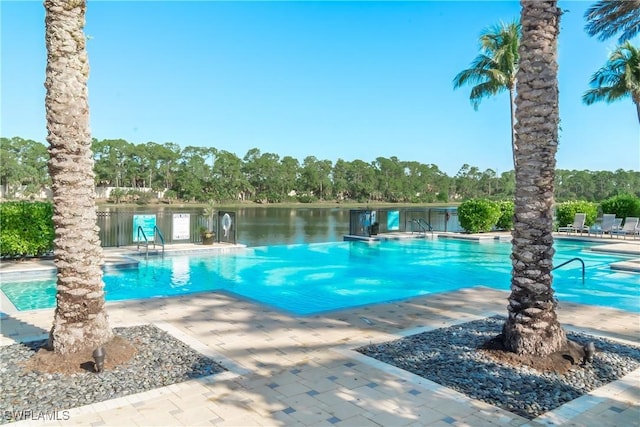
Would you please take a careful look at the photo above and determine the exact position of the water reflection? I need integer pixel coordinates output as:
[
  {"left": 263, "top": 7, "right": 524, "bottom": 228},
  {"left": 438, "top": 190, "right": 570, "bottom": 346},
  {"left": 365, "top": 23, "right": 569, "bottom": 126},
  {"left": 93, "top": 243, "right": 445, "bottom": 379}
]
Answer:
[{"left": 234, "top": 207, "right": 351, "bottom": 247}]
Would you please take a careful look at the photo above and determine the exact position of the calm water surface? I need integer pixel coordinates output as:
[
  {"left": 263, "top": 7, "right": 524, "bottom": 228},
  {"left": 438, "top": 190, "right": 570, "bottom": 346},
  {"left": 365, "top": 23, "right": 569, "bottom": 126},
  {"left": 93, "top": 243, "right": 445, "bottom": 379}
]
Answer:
[{"left": 233, "top": 207, "right": 351, "bottom": 247}]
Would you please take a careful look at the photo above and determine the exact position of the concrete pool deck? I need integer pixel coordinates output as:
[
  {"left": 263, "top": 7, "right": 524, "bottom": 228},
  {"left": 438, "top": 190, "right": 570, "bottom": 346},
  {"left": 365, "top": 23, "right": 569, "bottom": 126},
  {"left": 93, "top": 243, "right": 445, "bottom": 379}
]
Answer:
[{"left": 0, "top": 236, "right": 638, "bottom": 426}]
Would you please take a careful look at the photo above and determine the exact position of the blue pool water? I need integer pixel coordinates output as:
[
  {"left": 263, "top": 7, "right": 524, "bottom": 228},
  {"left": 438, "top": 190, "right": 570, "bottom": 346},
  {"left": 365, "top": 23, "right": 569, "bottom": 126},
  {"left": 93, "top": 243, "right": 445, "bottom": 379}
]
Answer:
[{"left": 1, "top": 239, "right": 638, "bottom": 314}]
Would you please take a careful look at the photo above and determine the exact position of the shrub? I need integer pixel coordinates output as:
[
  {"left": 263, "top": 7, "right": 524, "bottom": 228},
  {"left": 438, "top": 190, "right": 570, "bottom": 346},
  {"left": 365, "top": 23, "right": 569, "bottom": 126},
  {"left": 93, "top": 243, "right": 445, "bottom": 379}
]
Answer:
[
  {"left": 297, "top": 194, "right": 318, "bottom": 203},
  {"left": 555, "top": 201, "right": 598, "bottom": 229},
  {"left": 457, "top": 199, "right": 501, "bottom": 233},
  {"left": 436, "top": 192, "right": 449, "bottom": 203},
  {"left": 495, "top": 200, "right": 515, "bottom": 230},
  {"left": 0, "top": 201, "right": 54, "bottom": 258},
  {"left": 600, "top": 194, "right": 640, "bottom": 219}
]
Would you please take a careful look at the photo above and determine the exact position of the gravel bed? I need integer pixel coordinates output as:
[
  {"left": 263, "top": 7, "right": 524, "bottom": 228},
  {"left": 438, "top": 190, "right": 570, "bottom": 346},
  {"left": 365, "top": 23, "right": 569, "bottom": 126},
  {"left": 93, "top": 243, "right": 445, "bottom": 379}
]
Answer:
[
  {"left": 356, "top": 316, "right": 640, "bottom": 420},
  {"left": 0, "top": 325, "right": 226, "bottom": 424}
]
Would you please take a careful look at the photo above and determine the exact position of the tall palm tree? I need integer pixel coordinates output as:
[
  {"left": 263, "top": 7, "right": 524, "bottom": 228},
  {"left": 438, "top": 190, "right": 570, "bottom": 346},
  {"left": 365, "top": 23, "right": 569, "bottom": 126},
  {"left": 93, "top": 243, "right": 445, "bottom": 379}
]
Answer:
[
  {"left": 45, "top": 0, "right": 112, "bottom": 354},
  {"left": 453, "top": 21, "right": 520, "bottom": 170},
  {"left": 502, "top": 0, "right": 566, "bottom": 356},
  {"left": 584, "top": 0, "right": 640, "bottom": 43},
  {"left": 583, "top": 41, "right": 640, "bottom": 123}
]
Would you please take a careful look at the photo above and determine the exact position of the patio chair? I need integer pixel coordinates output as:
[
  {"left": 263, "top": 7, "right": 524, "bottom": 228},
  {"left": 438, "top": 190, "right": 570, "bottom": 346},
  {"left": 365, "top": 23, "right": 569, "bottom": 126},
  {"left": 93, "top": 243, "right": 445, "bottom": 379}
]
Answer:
[
  {"left": 589, "top": 213, "right": 616, "bottom": 237},
  {"left": 612, "top": 217, "right": 623, "bottom": 232},
  {"left": 558, "top": 213, "right": 588, "bottom": 234},
  {"left": 611, "top": 217, "right": 639, "bottom": 239}
]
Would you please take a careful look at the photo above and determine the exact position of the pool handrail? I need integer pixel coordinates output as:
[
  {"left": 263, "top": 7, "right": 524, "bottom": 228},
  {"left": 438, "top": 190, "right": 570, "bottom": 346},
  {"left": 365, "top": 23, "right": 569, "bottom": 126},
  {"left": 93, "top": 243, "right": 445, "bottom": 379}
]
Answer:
[
  {"left": 411, "top": 218, "right": 434, "bottom": 238},
  {"left": 136, "top": 225, "right": 165, "bottom": 258},
  {"left": 153, "top": 225, "right": 165, "bottom": 255},
  {"left": 552, "top": 257, "right": 585, "bottom": 284}
]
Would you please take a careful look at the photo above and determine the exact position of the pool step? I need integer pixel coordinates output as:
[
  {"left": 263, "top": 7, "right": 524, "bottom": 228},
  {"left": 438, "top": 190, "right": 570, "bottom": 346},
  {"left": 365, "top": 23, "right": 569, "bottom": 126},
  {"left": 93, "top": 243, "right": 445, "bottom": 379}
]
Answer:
[{"left": 610, "top": 258, "right": 640, "bottom": 273}]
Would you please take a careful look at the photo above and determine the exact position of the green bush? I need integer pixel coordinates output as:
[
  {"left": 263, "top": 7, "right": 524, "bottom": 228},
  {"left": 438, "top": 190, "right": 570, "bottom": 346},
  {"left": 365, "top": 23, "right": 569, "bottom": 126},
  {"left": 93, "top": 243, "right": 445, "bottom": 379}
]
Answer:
[
  {"left": 495, "top": 200, "right": 515, "bottom": 230},
  {"left": 600, "top": 194, "right": 640, "bottom": 219},
  {"left": 0, "top": 201, "right": 54, "bottom": 258},
  {"left": 436, "top": 192, "right": 449, "bottom": 203},
  {"left": 297, "top": 194, "right": 318, "bottom": 203},
  {"left": 457, "top": 199, "right": 501, "bottom": 233},
  {"left": 555, "top": 201, "right": 598, "bottom": 229}
]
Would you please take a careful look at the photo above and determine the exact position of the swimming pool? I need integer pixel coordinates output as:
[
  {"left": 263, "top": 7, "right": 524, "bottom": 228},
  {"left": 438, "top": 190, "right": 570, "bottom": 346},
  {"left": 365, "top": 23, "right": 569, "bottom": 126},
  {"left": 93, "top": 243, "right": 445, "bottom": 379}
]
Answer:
[{"left": 1, "top": 239, "right": 638, "bottom": 314}]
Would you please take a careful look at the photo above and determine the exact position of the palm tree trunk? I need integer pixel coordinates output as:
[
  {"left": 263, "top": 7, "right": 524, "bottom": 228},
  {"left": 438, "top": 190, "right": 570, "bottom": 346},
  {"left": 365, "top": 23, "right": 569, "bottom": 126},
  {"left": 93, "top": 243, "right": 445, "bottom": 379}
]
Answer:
[
  {"left": 502, "top": 0, "right": 566, "bottom": 356},
  {"left": 45, "top": 0, "right": 112, "bottom": 354},
  {"left": 509, "top": 88, "right": 517, "bottom": 170}
]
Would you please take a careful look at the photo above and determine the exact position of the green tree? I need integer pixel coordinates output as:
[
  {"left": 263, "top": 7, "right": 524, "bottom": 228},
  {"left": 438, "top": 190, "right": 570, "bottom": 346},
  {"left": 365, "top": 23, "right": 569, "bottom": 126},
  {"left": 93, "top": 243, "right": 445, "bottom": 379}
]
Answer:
[
  {"left": 332, "top": 159, "right": 350, "bottom": 200},
  {"left": 374, "top": 156, "right": 408, "bottom": 202},
  {"left": 584, "top": 0, "right": 640, "bottom": 43},
  {"left": 453, "top": 21, "right": 520, "bottom": 168},
  {"left": 503, "top": 0, "right": 566, "bottom": 356},
  {"left": 143, "top": 141, "right": 181, "bottom": 191},
  {"left": 403, "top": 161, "right": 447, "bottom": 202},
  {"left": 0, "top": 137, "right": 49, "bottom": 198},
  {"left": 279, "top": 156, "right": 300, "bottom": 200},
  {"left": 175, "top": 146, "right": 211, "bottom": 201},
  {"left": 44, "top": 0, "right": 111, "bottom": 354},
  {"left": 92, "top": 138, "right": 134, "bottom": 187},
  {"left": 211, "top": 150, "right": 247, "bottom": 202},
  {"left": 494, "top": 170, "right": 515, "bottom": 199},
  {"left": 299, "top": 156, "right": 331, "bottom": 200},
  {"left": 583, "top": 41, "right": 640, "bottom": 123},
  {"left": 453, "top": 164, "right": 483, "bottom": 199},
  {"left": 242, "top": 148, "right": 283, "bottom": 202},
  {"left": 346, "top": 160, "right": 376, "bottom": 202}
]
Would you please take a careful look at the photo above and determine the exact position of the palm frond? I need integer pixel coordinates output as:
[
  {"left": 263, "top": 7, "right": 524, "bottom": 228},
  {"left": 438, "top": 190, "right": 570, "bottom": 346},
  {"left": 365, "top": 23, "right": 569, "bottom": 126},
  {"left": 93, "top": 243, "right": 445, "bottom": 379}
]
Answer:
[
  {"left": 584, "top": 41, "right": 640, "bottom": 108},
  {"left": 469, "top": 81, "right": 506, "bottom": 110},
  {"left": 584, "top": 0, "right": 640, "bottom": 43},
  {"left": 453, "top": 20, "right": 519, "bottom": 108}
]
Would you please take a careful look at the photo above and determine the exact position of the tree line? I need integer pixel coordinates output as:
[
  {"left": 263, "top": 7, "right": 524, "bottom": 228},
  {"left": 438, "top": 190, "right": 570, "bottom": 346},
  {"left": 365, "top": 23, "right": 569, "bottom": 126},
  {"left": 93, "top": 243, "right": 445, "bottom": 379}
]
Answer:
[{"left": 1, "top": 136, "right": 638, "bottom": 204}]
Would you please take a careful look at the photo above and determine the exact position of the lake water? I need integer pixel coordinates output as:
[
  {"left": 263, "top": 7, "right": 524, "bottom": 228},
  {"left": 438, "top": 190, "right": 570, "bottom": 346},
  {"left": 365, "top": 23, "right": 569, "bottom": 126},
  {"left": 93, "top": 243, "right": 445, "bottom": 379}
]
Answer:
[
  {"left": 98, "top": 205, "right": 457, "bottom": 247},
  {"left": 233, "top": 207, "right": 351, "bottom": 247}
]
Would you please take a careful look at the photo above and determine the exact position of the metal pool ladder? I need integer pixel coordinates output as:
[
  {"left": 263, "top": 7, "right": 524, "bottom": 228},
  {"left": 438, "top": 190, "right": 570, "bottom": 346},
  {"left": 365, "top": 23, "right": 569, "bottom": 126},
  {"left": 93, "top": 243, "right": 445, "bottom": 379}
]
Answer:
[
  {"left": 411, "top": 218, "right": 434, "bottom": 238},
  {"left": 552, "top": 257, "right": 585, "bottom": 284},
  {"left": 136, "top": 225, "right": 165, "bottom": 259}
]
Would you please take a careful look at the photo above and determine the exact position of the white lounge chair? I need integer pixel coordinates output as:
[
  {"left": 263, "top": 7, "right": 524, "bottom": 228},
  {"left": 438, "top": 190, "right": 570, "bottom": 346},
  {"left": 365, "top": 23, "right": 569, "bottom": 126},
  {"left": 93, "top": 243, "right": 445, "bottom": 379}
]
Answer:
[
  {"left": 612, "top": 217, "right": 623, "bottom": 232},
  {"left": 589, "top": 213, "right": 616, "bottom": 237},
  {"left": 558, "top": 213, "right": 588, "bottom": 234},
  {"left": 612, "top": 217, "right": 639, "bottom": 239}
]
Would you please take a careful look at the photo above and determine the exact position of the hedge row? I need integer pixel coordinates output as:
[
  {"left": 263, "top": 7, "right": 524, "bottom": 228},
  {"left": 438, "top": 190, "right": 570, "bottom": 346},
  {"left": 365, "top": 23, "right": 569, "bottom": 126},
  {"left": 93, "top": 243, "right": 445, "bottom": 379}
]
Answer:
[
  {"left": 458, "top": 194, "right": 640, "bottom": 233},
  {"left": 458, "top": 199, "right": 514, "bottom": 233},
  {"left": 0, "top": 201, "right": 54, "bottom": 258}
]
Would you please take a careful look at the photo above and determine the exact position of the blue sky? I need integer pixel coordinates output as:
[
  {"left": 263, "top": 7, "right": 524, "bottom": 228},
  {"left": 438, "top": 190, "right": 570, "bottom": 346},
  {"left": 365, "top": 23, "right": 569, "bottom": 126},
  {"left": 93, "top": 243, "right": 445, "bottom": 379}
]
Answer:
[{"left": 2, "top": 0, "right": 638, "bottom": 176}]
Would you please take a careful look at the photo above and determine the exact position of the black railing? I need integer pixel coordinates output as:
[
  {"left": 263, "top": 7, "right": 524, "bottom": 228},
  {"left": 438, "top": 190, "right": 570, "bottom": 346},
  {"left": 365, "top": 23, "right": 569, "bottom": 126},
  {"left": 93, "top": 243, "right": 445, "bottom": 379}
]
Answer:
[
  {"left": 348, "top": 207, "right": 461, "bottom": 237},
  {"left": 411, "top": 218, "right": 433, "bottom": 232},
  {"left": 97, "top": 210, "right": 210, "bottom": 247},
  {"left": 552, "top": 257, "right": 585, "bottom": 284}
]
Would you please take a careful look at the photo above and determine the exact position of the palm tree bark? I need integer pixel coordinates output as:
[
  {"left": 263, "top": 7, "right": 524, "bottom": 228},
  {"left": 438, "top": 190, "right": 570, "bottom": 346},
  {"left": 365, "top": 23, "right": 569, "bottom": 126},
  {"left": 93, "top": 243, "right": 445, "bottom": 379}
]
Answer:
[
  {"left": 503, "top": 0, "right": 566, "bottom": 356},
  {"left": 45, "top": 0, "right": 112, "bottom": 354},
  {"left": 509, "top": 87, "right": 517, "bottom": 169}
]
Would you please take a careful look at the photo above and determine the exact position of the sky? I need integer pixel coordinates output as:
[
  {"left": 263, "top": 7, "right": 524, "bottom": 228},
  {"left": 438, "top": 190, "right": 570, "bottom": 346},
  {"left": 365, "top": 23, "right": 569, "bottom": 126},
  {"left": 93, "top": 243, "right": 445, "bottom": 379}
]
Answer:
[{"left": 1, "top": 0, "right": 639, "bottom": 177}]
